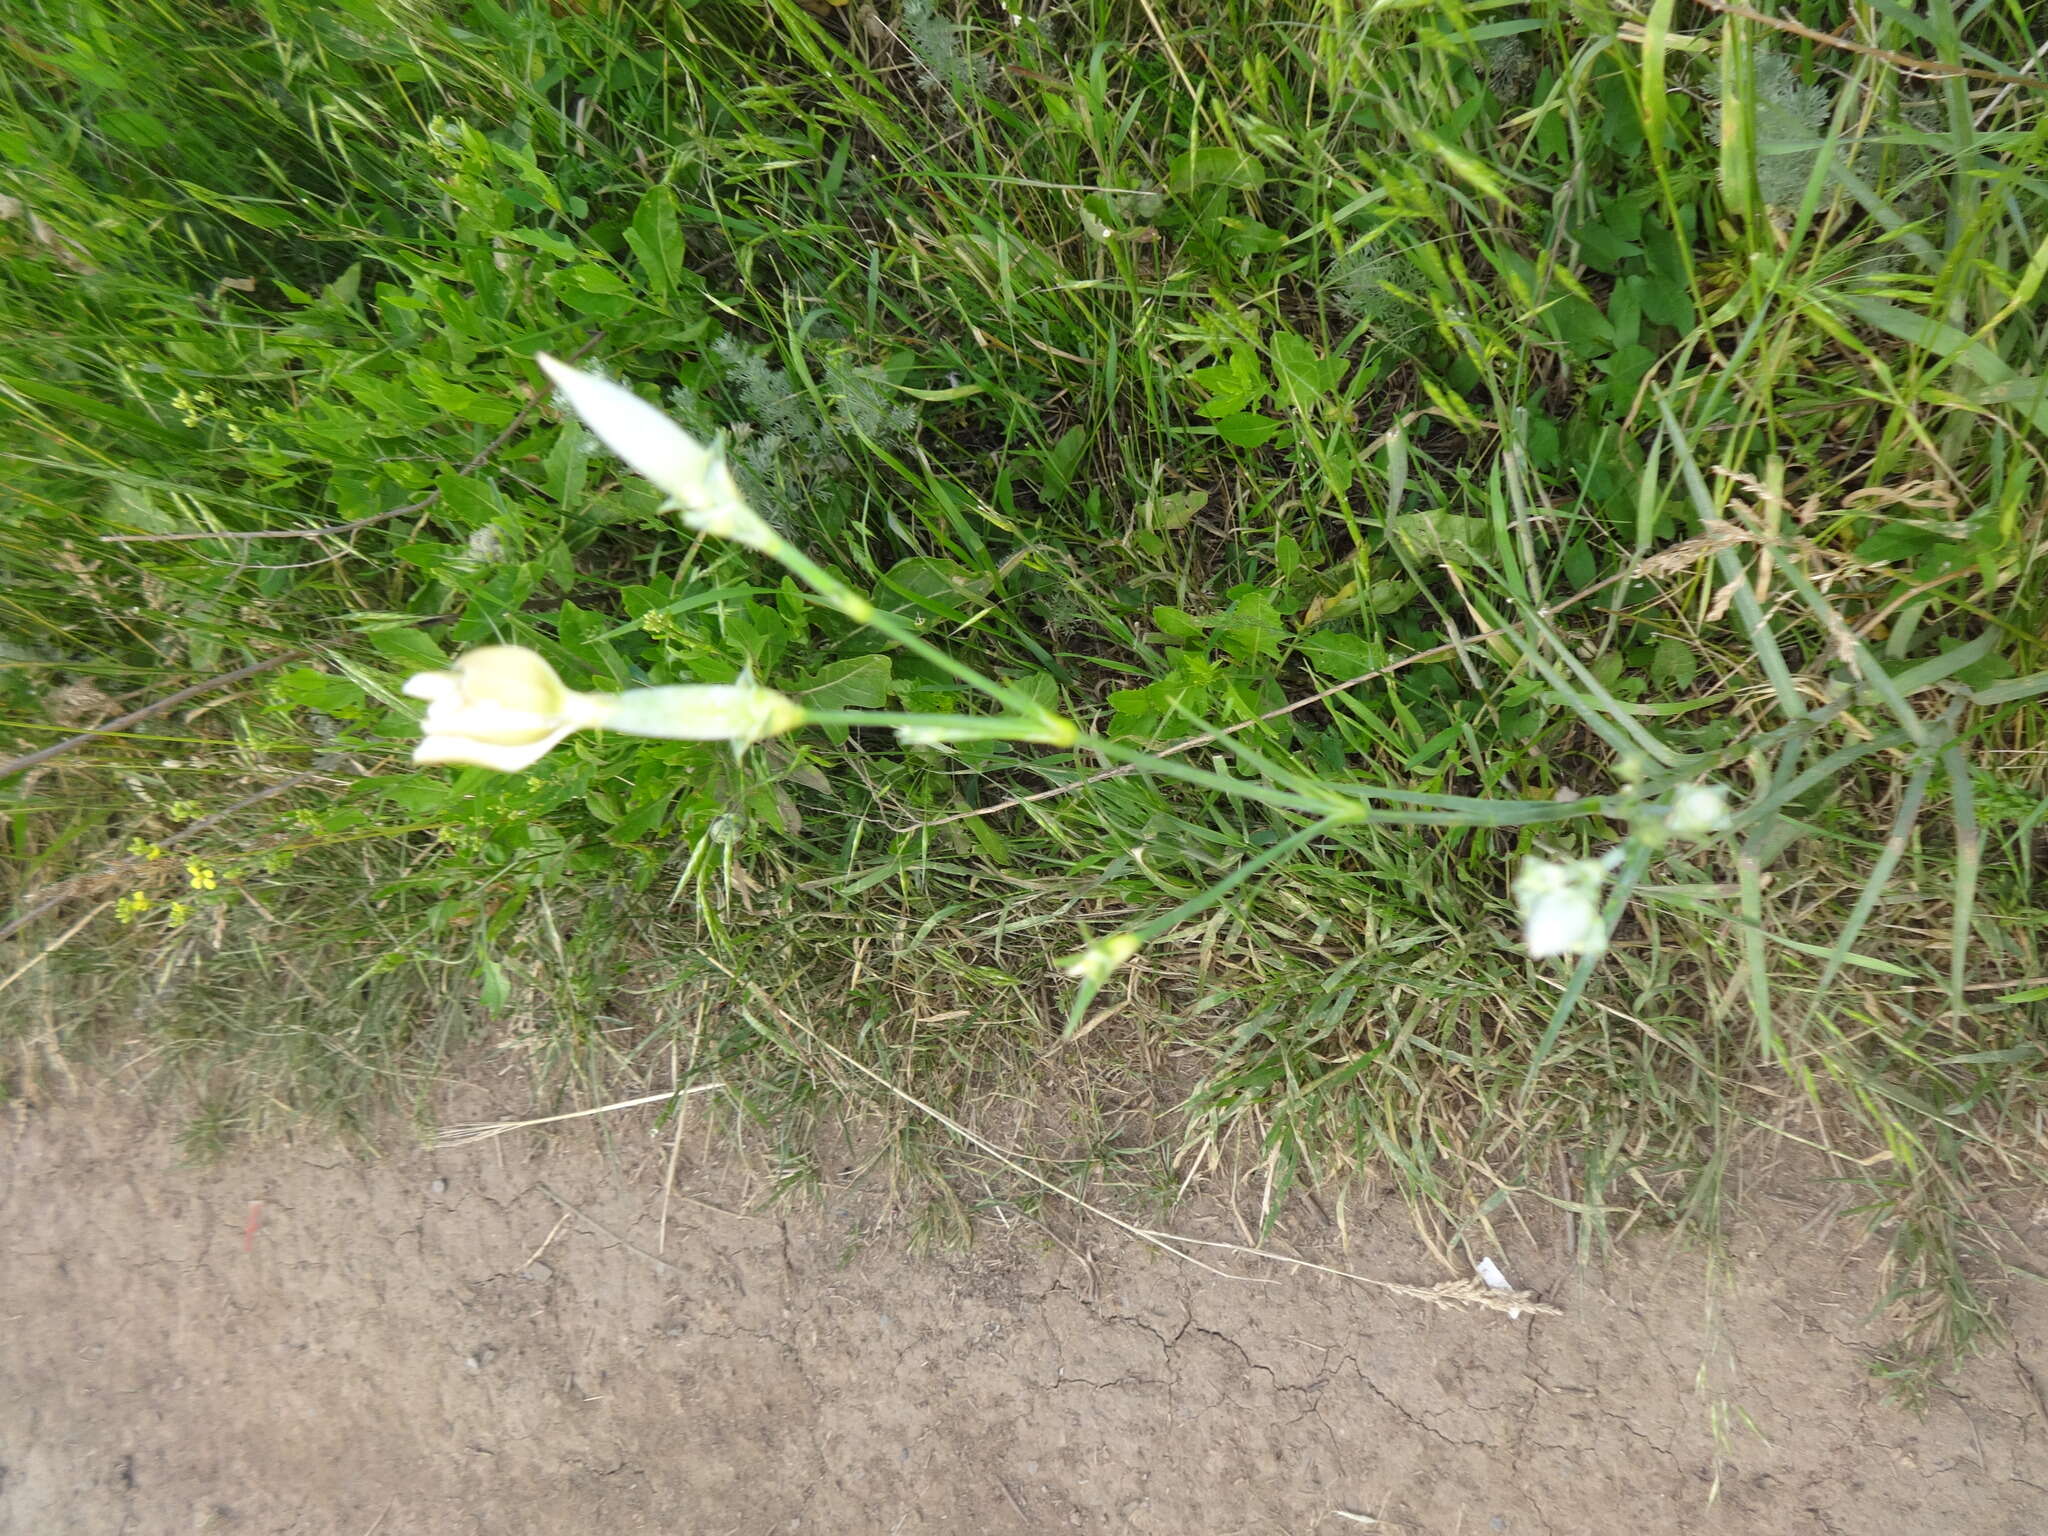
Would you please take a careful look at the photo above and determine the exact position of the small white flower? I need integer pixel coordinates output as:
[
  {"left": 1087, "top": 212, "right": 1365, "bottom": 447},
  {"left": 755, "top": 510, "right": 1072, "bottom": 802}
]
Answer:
[
  {"left": 1059, "top": 931, "right": 1143, "bottom": 985},
  {"left": 1663, "top": 782, "right": 1733, "bottom": 840},
  {"left": 403, "top": 645, "right": 803, "bottom": 772},
  {"left": 534, "top": 353, "right": 778, "bottom": 553},
  {"left": 1511, "top": 857, "right": 1609, "bottom": 959}
]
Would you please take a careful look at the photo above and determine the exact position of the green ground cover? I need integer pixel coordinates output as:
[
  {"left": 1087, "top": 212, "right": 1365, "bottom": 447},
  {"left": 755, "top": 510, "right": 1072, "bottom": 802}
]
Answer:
[{"left": 4, "top": 0, "right": 2047, "bottom": 1388}]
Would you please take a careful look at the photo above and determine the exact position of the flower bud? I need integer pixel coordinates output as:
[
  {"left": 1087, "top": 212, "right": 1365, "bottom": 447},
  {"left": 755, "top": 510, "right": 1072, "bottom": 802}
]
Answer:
[
  {"left": 535, "top": 353, "right": 778, "bottom": 552},
  {"left": 1059, "top": 931, "right": 1143, "bottom": 985},
  {"left": 1663, "top": 783, "right": 1733, "bottom": 841}
]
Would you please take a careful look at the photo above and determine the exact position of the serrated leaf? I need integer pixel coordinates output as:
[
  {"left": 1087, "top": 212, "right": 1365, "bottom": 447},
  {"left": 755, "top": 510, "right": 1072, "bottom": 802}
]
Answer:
[
  {"left": 1188, "top": 348, "right": 1267, "bottom": 415},
  {"left": 1269, "top": 330, "right": 1345, "bottom": 414}
]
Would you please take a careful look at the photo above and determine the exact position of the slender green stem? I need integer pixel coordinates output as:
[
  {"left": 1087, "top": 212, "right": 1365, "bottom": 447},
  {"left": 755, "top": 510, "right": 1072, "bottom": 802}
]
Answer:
[{"left": 764, "top": 537, "right": 1071, "bottom": 733}]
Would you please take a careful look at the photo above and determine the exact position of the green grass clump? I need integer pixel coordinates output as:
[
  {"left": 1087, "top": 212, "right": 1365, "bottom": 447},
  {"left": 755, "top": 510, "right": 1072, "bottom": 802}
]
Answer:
[{"left": 5, "top": 0, "right": 2048, "bottom": 1388}]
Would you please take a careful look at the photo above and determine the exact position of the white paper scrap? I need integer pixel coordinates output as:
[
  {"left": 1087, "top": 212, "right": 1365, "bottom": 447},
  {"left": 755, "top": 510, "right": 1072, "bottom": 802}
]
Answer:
[{"left": 1475, "top": 1255, "right": 1521, "bottom": 1320}]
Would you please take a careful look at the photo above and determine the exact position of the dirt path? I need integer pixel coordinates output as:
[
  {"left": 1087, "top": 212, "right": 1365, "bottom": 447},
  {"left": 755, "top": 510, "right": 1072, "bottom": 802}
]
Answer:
[{"left": 4, "top": 1088, "right": 2045, "bottom": 1535}]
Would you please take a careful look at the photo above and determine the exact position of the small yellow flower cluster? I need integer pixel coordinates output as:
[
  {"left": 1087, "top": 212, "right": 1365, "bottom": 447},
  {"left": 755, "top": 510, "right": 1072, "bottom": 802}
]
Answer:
[
  {"left": 115, "top": 891, "right": 152, "bottom": 924},
  {"left": 168, "top": 386, "right": 255, "bottom": 443},
  {"left": 640, "top": 609, "right": 687, "bottom": 643},
  {"left": 128, "top": 838, "right": 167, "bottom": 861},
  {"left": 170, "top": 387, "right": 214, "bottom": 428},
  {"left": 186, "top": 860, "right": 218, "bottom": 891}
]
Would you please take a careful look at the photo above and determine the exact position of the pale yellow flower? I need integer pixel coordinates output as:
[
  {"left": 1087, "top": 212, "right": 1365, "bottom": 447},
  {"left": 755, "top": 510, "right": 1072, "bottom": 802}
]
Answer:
[
  {"left": 403, "top": 645, "right": 805, "bottom": 773},
  {"left": 403, "top": 645, "right": 614, "bottom": 773},
  {"left": 1663, "top": 783, "right": 1733, "bottom": 840}
]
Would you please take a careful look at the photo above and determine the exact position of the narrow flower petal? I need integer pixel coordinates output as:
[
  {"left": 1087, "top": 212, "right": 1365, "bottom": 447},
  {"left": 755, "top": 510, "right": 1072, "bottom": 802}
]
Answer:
[
  {"left": 413, "top": 726, "right": 576, "bottom": 773},
  {"left": 402, "top": 671, "right": 458, "bottom": 702},
  {"left": 536, "top": 352, "right": 715, "bottom": 505}
]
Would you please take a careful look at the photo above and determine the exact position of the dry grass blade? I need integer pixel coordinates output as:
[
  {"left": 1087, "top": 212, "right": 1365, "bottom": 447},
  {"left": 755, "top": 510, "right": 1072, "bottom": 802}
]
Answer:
[
  {"left": 433, "top": 1083, "right": 723, "bottom": 1147},
  {"left": 713, "top": 959, "right": 1559, "bottom": 1320}
]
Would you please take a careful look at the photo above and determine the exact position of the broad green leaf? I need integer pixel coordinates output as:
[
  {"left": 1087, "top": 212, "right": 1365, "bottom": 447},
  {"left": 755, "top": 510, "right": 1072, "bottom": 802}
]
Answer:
[
  {"left": 876, "top": 556, "right": 995, "bottom": 621},
  {"left": 1166, "top": 146, "right": 1267, "bottom": 194},
  {"left": 1210, "top": 412, "right": 1284, "bottom": 447},
  {"left": 624, "top": 186, "right": 686, "bottom": 296},
  {"left": 1269, "top": 331, "right": 1345, "bottom": 414},
  {"left": 798, "top": 654, "right": 891, "bottom": 711},
  {"left": 361, "top": 625, "right": 447, "bottom": 671},
  {"left": 501, "top": 227, "right": 580, "bottom": 261},
  {"left": 274, "top": 668, "right": 366, "bottom": 716},
  {"left": 1188, "top": 348, "right": 1267, "bottom": 415},
  {"left": 1143, "top": 489, "right": 1209, "bottom": 530},
  {"left": 1389, "top": 510, "right": 1492, "bottom": 564},
  {"left": 1892, "top": 633, "right": 1996, "bottom": 696}
]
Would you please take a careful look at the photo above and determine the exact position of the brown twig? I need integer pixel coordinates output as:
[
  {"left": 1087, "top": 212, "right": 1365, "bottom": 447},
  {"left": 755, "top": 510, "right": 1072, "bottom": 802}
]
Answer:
[
  {"left": 0, "top": 758, "right": 344, "bottom": 946},
  {"left": 1688, "top": 0, "right": 2048, "bottom": 92},
  {"left": 97, "top": 333, "right": 604, "bottom": 546},
  {"left": 534, "top": 1182, "right": 687, "bottom": 1278},
  {"left": 0, "top": 653, "right": 303, "bottom": 782}
]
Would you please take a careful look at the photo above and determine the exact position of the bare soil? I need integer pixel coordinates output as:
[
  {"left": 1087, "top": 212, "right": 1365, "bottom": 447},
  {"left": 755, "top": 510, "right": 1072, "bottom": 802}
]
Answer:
[{"left": 5, "top": 1085, "right": 2047, "bottom": 1535}]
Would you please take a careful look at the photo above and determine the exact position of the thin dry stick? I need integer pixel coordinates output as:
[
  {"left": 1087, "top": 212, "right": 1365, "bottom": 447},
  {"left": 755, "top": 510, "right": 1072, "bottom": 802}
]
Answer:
[
  {"left": 0, "top": 902, "right": 112, "bottom": 998},
  {"left": 1688, "top": 0, "right": 2048, "bottom": 92},
  {"left": 98, "top": 333, "right": 605, "bottom": 546},
  {"left": 914, "top": 563, "right": 1644, "bottom": 832},
  {"left": 715, "top": 959, "right": 1556, "bottom": 1318},
  {"left": 522, "top": 1210, "right": 573, "bottom": 1271},
  {"left": 0, "top": 759, "right": 343, "bottom": 947},
  {"left": 0, "top": 653, "right": 302, "bottom": 781},
  {"left": 433, "top": 1083, "right": 724, "bottom": 1148},
  {"left": 534, "top": 1181, "right": 685, "bottom": 1277}
]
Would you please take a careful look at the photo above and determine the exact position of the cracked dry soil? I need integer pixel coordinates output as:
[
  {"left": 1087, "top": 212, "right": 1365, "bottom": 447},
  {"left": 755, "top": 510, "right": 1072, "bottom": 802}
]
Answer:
[{"left": 5, "top": 1088, "right": 2046, "bottom": 1535}]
